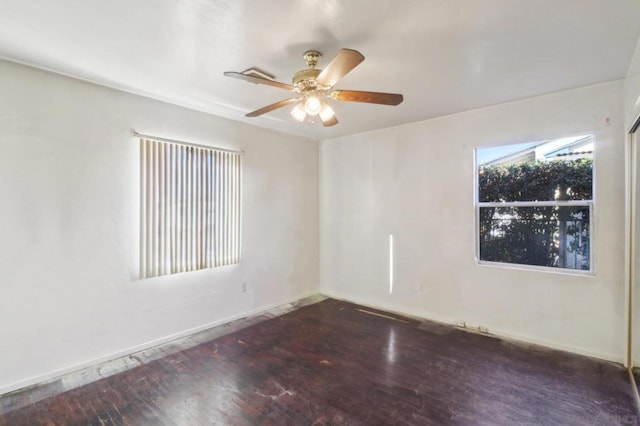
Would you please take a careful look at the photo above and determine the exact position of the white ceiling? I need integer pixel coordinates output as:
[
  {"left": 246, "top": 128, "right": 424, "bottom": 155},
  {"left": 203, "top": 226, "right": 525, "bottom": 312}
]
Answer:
[{"left": 1, "top": 0, "right": 640, "bottom": 140}]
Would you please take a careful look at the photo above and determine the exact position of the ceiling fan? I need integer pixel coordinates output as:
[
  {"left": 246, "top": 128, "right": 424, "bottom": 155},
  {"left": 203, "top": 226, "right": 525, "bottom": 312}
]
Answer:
[{"left": 224, "top": 49, "right": 403, "bottom": 127}]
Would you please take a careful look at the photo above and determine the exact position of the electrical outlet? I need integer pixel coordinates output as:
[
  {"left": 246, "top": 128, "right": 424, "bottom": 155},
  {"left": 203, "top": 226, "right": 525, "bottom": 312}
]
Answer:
[
  {"left": 456, "top": 321, "right": 466, "bottom": 328},
  {"left": 242, "top": 282, "right": 247, "bottom": 293},
  {"left": 478, "top": 326, "right": 489, "bottom": 334}
]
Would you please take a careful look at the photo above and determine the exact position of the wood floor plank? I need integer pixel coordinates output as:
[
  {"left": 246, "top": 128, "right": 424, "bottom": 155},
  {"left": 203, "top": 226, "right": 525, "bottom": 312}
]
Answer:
[{"left": 1, "top": 298, "right": 637, "bottom": 425}]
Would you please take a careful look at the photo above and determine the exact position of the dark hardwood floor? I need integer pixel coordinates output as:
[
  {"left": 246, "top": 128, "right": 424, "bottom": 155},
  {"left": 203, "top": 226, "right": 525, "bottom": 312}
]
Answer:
[{"left": 1, "top": 298, "right": 637, "bottom": 425}]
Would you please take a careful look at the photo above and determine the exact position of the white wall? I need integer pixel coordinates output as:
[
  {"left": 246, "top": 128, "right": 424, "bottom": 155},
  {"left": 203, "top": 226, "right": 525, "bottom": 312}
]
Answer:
[
  {"left": 0, "top": 59, "right": 319, "bottom": 393},
  {"left": 320, "top": 80, "right": 626, "bottom": 361}
]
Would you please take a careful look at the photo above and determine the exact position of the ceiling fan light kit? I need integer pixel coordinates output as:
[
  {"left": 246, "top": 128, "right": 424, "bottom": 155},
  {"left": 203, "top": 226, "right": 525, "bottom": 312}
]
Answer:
[{"left": 224, "top": 48, "right": 403, "bottom": 127}]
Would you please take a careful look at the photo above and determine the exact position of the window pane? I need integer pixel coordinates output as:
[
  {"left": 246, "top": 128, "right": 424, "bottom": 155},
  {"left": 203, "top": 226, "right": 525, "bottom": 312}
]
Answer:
[
  {"left": 477, "top": 136, "right": 593, "bottom": 202},
  {"left": 479, "top": 206, "right": 590, "bottom": 270}
]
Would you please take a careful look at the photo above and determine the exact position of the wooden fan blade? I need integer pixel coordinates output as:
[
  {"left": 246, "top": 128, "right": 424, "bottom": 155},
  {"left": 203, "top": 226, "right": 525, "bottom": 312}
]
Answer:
[
  {"left": 245, "top": 98, "right": 299, "bottom": 117},
  {"left": 316, "top": 49, "right": 365, "bottom": 87},
  {"left": 224, "top": 72, "right": 294, "bottom": 91},
  {"left": 333, "top": 90, "right": 403, "bottom": 105},
  {"left": 320, "top": 114, "right": 338, "bottom": 127}
]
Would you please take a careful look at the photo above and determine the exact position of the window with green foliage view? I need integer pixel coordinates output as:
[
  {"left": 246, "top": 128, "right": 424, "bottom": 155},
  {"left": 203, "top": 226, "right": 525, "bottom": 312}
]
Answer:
[{"left": 476, "top": 136, "right": 593, "bottom": 271}]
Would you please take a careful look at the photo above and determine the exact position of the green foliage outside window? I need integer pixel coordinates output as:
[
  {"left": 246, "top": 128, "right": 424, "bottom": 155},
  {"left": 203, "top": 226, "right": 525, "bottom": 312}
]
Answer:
[{"left": 478, "top": 159, "right": 592, "bottom": 270}]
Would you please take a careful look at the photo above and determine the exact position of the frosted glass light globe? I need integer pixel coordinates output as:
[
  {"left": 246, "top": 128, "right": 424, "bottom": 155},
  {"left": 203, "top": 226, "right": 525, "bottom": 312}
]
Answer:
[{"left": 304, "top": 96, "right": 322, "bottom": 116}]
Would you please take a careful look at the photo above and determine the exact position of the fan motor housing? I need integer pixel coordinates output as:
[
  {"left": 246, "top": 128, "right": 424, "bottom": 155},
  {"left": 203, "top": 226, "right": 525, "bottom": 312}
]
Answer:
[{"left": 292, "top": 68, "right": 322, "bottom": 91}]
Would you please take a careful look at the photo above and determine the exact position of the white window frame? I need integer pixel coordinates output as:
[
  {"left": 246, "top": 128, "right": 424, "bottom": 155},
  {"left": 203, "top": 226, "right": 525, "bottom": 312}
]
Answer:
[{"left": 474, "top": 140, "right": 595, "bottom": 276}]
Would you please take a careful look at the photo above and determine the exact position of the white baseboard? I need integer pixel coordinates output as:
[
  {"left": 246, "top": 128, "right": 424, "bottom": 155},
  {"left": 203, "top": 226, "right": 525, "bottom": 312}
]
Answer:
[
  {"left": 320, "top": 290, "right": 623, "bottom": 365},
  {"left": 0, "top": 291, "right": 320, "bottom": 396}
]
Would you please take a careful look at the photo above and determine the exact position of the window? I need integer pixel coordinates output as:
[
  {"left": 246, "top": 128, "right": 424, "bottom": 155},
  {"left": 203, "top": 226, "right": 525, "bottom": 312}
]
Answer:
[
  {"left": 139, "top": 137, "right": 241, "bottom": 278},
  {"left": 475, "top": 135, "right": 593, "bottom": 272}
]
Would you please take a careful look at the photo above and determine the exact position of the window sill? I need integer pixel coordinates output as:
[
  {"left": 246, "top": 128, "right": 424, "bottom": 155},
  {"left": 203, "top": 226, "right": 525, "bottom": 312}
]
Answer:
[{"left": 475, "top": 260, "right": 595, "bottom": 277}]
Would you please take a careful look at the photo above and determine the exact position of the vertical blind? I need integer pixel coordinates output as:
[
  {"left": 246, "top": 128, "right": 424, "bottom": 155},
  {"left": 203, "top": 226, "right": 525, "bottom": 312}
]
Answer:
[{"left": 140, "top": 138, "right": 241, "bottom": 279}]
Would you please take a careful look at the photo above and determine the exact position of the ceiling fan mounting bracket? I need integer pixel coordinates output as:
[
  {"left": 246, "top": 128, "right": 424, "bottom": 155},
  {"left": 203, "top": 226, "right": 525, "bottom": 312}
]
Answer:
[{"left": 303, "top": 50, "right": 322, "bottom": 68}]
